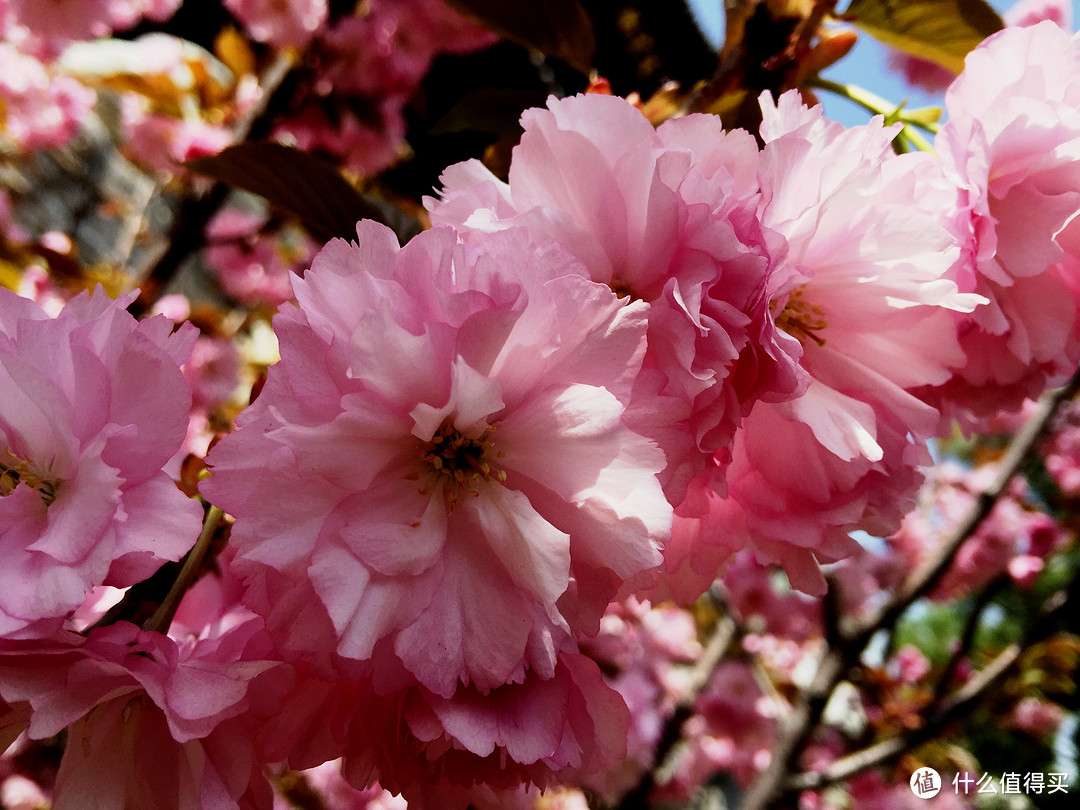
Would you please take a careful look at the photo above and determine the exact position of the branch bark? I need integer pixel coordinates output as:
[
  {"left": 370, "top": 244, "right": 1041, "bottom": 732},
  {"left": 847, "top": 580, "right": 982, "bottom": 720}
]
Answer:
[
  {"left": 787, "top": 583, "right": 1074, "bottom": 793},
  {"left": 737, "top": 366, "right": 1080, "bottom": 810},
  {"left": 616, "top": 589, "right": 738, "bottom": 809}
]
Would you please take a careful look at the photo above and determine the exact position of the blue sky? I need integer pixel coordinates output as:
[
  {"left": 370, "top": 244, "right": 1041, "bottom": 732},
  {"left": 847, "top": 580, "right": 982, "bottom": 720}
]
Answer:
[{"left": 686, "top": 0, "right": 1079, "bottom": 126}]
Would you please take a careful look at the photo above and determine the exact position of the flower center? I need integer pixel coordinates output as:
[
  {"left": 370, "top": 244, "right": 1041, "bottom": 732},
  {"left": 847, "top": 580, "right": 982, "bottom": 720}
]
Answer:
[
  {"left": 774, "top": 287, "right": 827, "bottom": 347},
  {"left": 0, "top": 456, "right": 59, "bottom": 506},
  {"left": 419, "top": 423, "right": 505, "bottom": 508},
  {"left": 609, "top": 277, "right": 645, "bottom": 303}
]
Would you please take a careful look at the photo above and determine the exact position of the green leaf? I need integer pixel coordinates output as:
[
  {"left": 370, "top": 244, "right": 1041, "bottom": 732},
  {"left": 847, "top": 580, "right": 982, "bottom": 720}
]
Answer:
[
  {"left": 188, "top": 142, "right": 419, "bottom": 245},
  {"left": 441, "top": 0, "right": 595, "bottom": 74},
  {"left": 843, "top": 0, "right": 1004, "bottom": 75}
]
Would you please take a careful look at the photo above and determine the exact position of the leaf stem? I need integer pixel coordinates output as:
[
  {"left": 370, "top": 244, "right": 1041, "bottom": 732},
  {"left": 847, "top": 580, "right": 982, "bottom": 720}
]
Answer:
[
  {"left": 143, "top": 505, "right": 224, "bottom": 635},
  {"left": 811, "top": 76, "right": 940, "bottom": 145}
]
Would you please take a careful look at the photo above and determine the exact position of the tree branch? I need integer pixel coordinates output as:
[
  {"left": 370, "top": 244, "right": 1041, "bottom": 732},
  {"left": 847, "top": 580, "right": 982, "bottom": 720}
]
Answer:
[
  {"left": 787, "top": 583, "right": 1075, "bottom": 793},
  {"left": 737, "top": 367, "right": 1080, "bottom": 810},
  {"left": 616, "top": 588, "right": 738, "bottom": 809},
  {"left": 929, "top": 575, "right": 1007, "bottom": 706},
  {"left": 849, "top": 365, "right": 1080, "bottom": 648},
  {"left": 142, "top": 506, "right": 225, "bottom": 634}
]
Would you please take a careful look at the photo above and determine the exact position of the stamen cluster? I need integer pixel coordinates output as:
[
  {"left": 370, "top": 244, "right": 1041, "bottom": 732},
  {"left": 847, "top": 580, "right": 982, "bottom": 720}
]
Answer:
[
  {"left": 421, "top": 423, "right": 506, "bottom": 497},
  {"left": 774, "top": 288, "right": 827, "bottom": 347},
  {"left": 0, "top": 456, "right": 58, "bottom": 506}
]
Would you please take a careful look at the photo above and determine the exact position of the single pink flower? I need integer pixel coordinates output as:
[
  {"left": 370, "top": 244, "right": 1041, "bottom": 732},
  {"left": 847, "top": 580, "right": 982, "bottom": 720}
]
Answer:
[
  {"left": 201, "top": 222, "right": 670, "bottom": 697},
  {"left": 0, "top": 287, "right": 202, "bottom": 639},
  {"left": 921, "top": 22, "right": 1080, "bottom": 422},
  {"left": 1005, "top": 696, "right": 1065, "bottom": 740},
  {"left": 121, "top": 94, "right": 232, "bottom": 175},
  {"left": 183, "top": 337, "right": 242, "bottom": 412},
  {"left": 204, "top": 208, "right": 319, "bottom": 307},
  {"left": 259, "top": 651, "right": 628, "bottom": 810},
  {"left": 892, "top": 645, "right": 931, "bottom": 684},
  {"left": 705, "top": 91, "right": 980, "bottom": 595},
  {"left": 0, "top": 619, "right": 289, "bottom": 810},
  {"left": 885, "top": 52, "right": 956, "bottom": 95}
]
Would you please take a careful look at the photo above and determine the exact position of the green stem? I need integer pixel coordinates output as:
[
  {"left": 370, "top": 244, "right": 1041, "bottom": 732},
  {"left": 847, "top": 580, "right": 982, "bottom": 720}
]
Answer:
[
  {"left": 811, "top": 77, "right": 941, "bottom": 146},
  {"left": 143, "top": 505, "right": 224, "bottom": 634}
]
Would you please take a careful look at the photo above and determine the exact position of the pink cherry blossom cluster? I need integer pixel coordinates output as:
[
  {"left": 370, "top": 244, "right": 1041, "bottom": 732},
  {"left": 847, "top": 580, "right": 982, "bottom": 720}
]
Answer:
[
  {"left": 0, "top": 15, "right": 1079, "bottom": 810},
  {"left": 889, "top": 460, "right": 1068, "bottom": 599},
  {"left": 2, "top": 0, "right": 181, "bottom": 56},
  {"left": 203, "top": 207, "right": 321, "bottom": 308},
  {"left": 0, "top": 0, "right": 494, "bottom": 192},
  {"left": 580, "top": 598, "right": 702, "bottom": 799},
  {"left": 0, "top": 42, "right": 95, "bottom": 153},
  {"left": 267, "top": 0, "right": 496, "bottom": 176}
]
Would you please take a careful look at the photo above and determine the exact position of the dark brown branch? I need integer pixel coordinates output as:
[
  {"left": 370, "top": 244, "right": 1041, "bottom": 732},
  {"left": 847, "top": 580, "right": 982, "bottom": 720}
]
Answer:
[
  {"left": 929, "top": 575, "right": 1008, "bottom": 706},
  {"left": 737, "top": 367, "right": 1080, "bottom": 810},
  {"left": 848, "top": 365, "right": 1080, "bottom": 648},
  {"left": 787, "top": 584, "right": 1075, "bottom": 793},
  {"left": 616, "top": 589, "right": 738, "bottom": 809}
]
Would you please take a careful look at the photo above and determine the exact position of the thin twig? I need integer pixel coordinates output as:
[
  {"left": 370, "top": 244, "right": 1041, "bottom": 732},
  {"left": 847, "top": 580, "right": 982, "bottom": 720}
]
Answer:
[
  {"left": 792, "top": 0, "right": 839, "bottom": 57},
  {"left": 737, "top": 367, "right": 1080, "bottom": 810},
  {"left": 143, "top": 506, "right": 224, "bottom": 634},
  {"left": 617, "top": 591, "right": 738, "bottom": 809},
  {"left": 787, "top": 584, "right": 1075, "bottom": 793},
  {"left": 850, "top": 366, "right": 1080, "bottom": 647},
  {"left": 929, "top": 575, "right": 1008, "bottom": 706}
]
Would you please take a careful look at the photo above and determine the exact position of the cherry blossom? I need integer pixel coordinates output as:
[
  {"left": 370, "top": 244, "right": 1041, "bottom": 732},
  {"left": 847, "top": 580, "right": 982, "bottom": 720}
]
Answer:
[
  {"left": 658, "top": 661, "right": 778, "bottom": 799},
  {"left": 269, "top": 0, "right": 494, "bottom": 177},
  {"left": 120, "top": 94, "right": 232, "bottom": 175},
  {"left": 0, "top": 43, "right": 95, "bottom": 152},
  {"left": 183, "top": 336, "right": 242, "bottom": 412},
  {"left": 203, "top": 208, "right": 319, "bottom": 308},
  {"left": 256, "top": 650, "right": 628, "bottom": 810},
  {"left": 0, "top": 619, "right": 289, "bottom": 810},
  {"left": 201, "top": 222, "right": 671, "bottom": 697},
  {"left": 223, "top": 0, "right": 328, "bottom": 49},
  {"left": 885, "top": 0, "right": 1071, "bottom": 95},
  {"left": 429, "top": 92, "right": 803, "bottom": 503},
  {"left": 579, "top": 598, "right": 700, "bottom": 800},
  {"left": 704, "top": 91, "right": 980, "bottom": 595},
  {"left": 5, "top": 0, "right": 180, "bottom": 51},
  {"left": 888, "top": 461, "right": 1067, "bottom": 600},
  {"left": 920, "top": 21, "right": 1080, "bottom": 422},
  {"left": 0, "top": 288, "right": 202, "bottom": 639}
]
